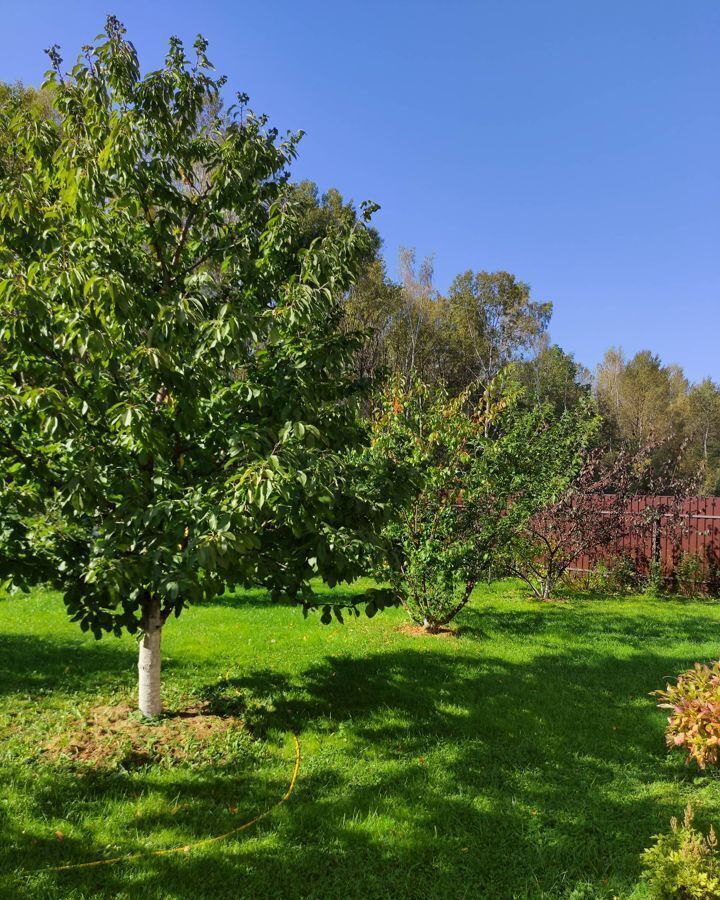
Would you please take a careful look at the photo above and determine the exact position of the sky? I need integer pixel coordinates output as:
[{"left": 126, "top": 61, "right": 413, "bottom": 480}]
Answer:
[{"left": 2, "top": 1, "right": 718, "bottom": 382}]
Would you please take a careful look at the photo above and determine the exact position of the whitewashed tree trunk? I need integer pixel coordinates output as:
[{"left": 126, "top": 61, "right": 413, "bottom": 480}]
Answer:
[{"left": 138, "top": 596, "right": 163, "bottom": 717}]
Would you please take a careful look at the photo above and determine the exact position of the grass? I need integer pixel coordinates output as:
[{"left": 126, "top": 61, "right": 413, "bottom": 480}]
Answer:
[{"left": 2, "top": 580, "right": 720, "bottom": 899}]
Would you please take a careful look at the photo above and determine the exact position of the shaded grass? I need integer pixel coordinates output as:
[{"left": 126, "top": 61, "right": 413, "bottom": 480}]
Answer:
[{"left": 2, "top": 579, "right": 720, "bottom": 898}]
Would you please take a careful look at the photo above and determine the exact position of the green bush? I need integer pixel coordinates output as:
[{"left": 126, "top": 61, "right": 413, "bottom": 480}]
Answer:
[
  {"left": 570, "top": 564, "right": 609, "bottom": 594},
  {"left": 606, "top": 554, "right": 640, "bottom": 594},
  {"left": 640, "top": 805, "right": 720, "bottom": 899},
  {"left": 368, "top": 377, "right": 511, "bottom": 632},
  {"left": 580, "top": 555, "right": 640, "bottom": 595},
  {"left": 675, "top": 553, "right": 706, "bottom": 599},
  {"left": 564, "top": 555, "right": 639, "bottom": 596},
  {"left": 653, "top": 661, "right": 720, "bottom": 769},
  {"left": 646, "top": 559, "right": 665, "bottom": 597}
]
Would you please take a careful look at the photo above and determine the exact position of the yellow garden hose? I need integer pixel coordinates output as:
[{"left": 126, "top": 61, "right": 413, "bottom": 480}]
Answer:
[{"left": 44, "top": 733, "right": 300, "bottom": 873}]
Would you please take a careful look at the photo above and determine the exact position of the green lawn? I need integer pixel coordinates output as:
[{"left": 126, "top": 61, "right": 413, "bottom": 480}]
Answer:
[{"left": 2, "top": 581, "right": 720, "bottom": 899}]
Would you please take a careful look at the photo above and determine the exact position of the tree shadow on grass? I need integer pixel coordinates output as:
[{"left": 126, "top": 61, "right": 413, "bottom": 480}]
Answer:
[
  {"left": 201, "top": 590, "right": 295, "bottom": 609},
  {"left": 203, "top": 587, "right": 378, "bottom": 611},
  {"left": 458, "top": 602, "right": 720, "bottom": 650},
  {"left": 4, "top": 659, "right": 695, "bottom": 896},
  {"left": 198, "top": 638, "right": 718, "bottom": 890},
  {"left": 0, "top": 634, "right": 136, "bottom": 698},
  {"left": 218, "top": 650, "right": 714, "bottom": 893},
  {"left": 5, "top": 608, "right": 719, "bottom": 898}
]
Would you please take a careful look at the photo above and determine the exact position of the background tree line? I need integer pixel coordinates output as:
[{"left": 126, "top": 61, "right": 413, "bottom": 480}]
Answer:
[
  {"left": 289, "top": 180, "right": 720, "bottom": 494},
  {"left": 3, "top": 79, "right": 718, "bottom": 494}
]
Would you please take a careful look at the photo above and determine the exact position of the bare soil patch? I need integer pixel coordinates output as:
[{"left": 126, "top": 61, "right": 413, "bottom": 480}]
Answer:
[
  {"left": 396, "top": 623, "right": 458, "bottom": 638},
  {"left": 43, "top": 702, "right": 245, "bottom": 768}
]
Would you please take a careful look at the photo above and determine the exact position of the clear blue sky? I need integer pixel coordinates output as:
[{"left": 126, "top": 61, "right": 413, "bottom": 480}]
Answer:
[{"left": 2, "top": 1, "right": 718, "bottom": 382}]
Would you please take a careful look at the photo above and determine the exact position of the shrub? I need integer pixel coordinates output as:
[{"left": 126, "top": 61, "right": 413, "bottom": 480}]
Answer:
[
  {"left": 640, "top": 805, "right": 720, "bottom": 899},
  {"left": 491, "top": 400, "right": 670, "bottom": 601},
  {"left": 654, "top": 661, "right": 720, "bottom": 769},
  {"left": 563, "top": 565, "right": 607, "bottom": 593},
  {"left": 646, "top": 560, "right": 665, "bottom": 598},
  {"left": 706, "top": 550, "right": 720, "bottom": 598},
  {"left": 575, "top": 555, "right": 640, "bottom": 595},
  {"left": 606, "top": 554, "right": 640, "bottom": 594},
  {"left": 675, "top": 553, "right": 706, "bottom": 598},
  {"left": 368, "top": 377, "right": 511, "bottom": 632}
]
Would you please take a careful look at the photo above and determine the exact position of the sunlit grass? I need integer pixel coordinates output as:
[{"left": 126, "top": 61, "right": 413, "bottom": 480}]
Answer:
[{"left": 2, "top": 579, "right": 720, "bottom": 898}]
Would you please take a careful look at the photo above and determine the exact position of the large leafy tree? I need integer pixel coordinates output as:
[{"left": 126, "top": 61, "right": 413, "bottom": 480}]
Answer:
[
  {"left": 444, "top": 270, "right": 552, "bottom": 403},
  {"left": 686, "top": 379, "right": 720, "bottom": 493},
  {"left": 595, "top": 349, "right": 687, "bottom": 449},
  {"left": 0, "top": 19, "right": 391, "bottom": 716},
  {"left": 516, "top": 340, "right": 591, "bottom": 417}
]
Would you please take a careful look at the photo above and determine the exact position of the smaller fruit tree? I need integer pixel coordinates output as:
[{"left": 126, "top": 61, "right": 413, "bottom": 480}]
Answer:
[
  {"left": 493, "top": 401, "right": 694, "bottom": 600},
  {"left": 369, "top": 377, "right": 510, "bottom": 632},
  {"left": 489, "top": 400, "right": 604, "bottom": 599}
]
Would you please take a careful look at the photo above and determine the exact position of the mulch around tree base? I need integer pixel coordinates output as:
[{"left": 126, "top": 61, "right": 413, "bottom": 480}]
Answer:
[
  {"left": 396, "top": 623, "right": 458, "bottom": 638},
  {"left": 42, "top": 702, "right": 245, "bottom": 768}
]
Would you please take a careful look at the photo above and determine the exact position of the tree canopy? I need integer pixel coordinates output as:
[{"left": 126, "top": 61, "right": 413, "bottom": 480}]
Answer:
[{"left": 0, "top": 18, "right": 396, "bottom": 713}]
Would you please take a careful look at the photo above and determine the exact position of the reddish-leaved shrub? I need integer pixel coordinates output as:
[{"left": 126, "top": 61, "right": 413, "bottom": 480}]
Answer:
[{"left": 654, "top": 661, "right": 720, "bottom": 769}]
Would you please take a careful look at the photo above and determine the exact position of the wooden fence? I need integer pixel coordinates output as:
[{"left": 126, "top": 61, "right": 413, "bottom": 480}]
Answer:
[{"left": 569, "top": 496, "right": 720, "bottom": 589}]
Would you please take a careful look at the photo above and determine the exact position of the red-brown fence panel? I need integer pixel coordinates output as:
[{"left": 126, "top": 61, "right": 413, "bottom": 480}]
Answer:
[{"left": 567, "top": 495, "right": 720, "bottom": 589}]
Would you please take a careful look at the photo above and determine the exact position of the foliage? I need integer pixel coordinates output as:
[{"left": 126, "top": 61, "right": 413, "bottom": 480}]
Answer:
[
  {"left": 596, "top": 349, "right": 688, "bottom": 454},
  {"left": 605, "top": 553, "right": 641, "bottom": 594},
  {"left": 645, "top": 560, "right": 666, "bottom": 598},
  {"left": 640, "top": 805, "right": 720, "bottom": 899},
  {"left": 0, "top": 81, "right": 58, "bottom": 180},
  {"left": 488, "top": 398, "right": 606, "bottom": 599},
  {"left": 654, "top": 661, "right": 720, "bottom": 770},
  {"left": 0, "top": 19, "right": 392, "bottom": 643},
  {"left": 686, "top": 380, "right": 720, "bottom": 495},
  {"left": 495, "top": 397, "right": 697, "bottom": 600},
  {"left": 573, "top": 553, "right": 640, "bottom": 595},
  {"left": 516, "top": 340, "right": 591, "bottom": 417},
  {"left": 288, "top": 180, "right": 382, "bottom": 266},
  {"left": 367, "top": 377, "right": 510, "bottom": 630},
  {"left": 596, "top": 348, "right": 720, "bottom": 494},
  {"left": 444, "top": 270, "right": 551, "bottom": 397},
  {"left": 674, "top": 553, "right": 707, "bottom": 599},
  {"left": 354, "top": 248, "right": 448, "bottom": 389}
]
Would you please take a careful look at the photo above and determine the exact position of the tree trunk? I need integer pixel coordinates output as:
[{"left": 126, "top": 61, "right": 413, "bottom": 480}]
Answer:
[{"left": 138, "top": 595, "right": 163, "bottom": 717}]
